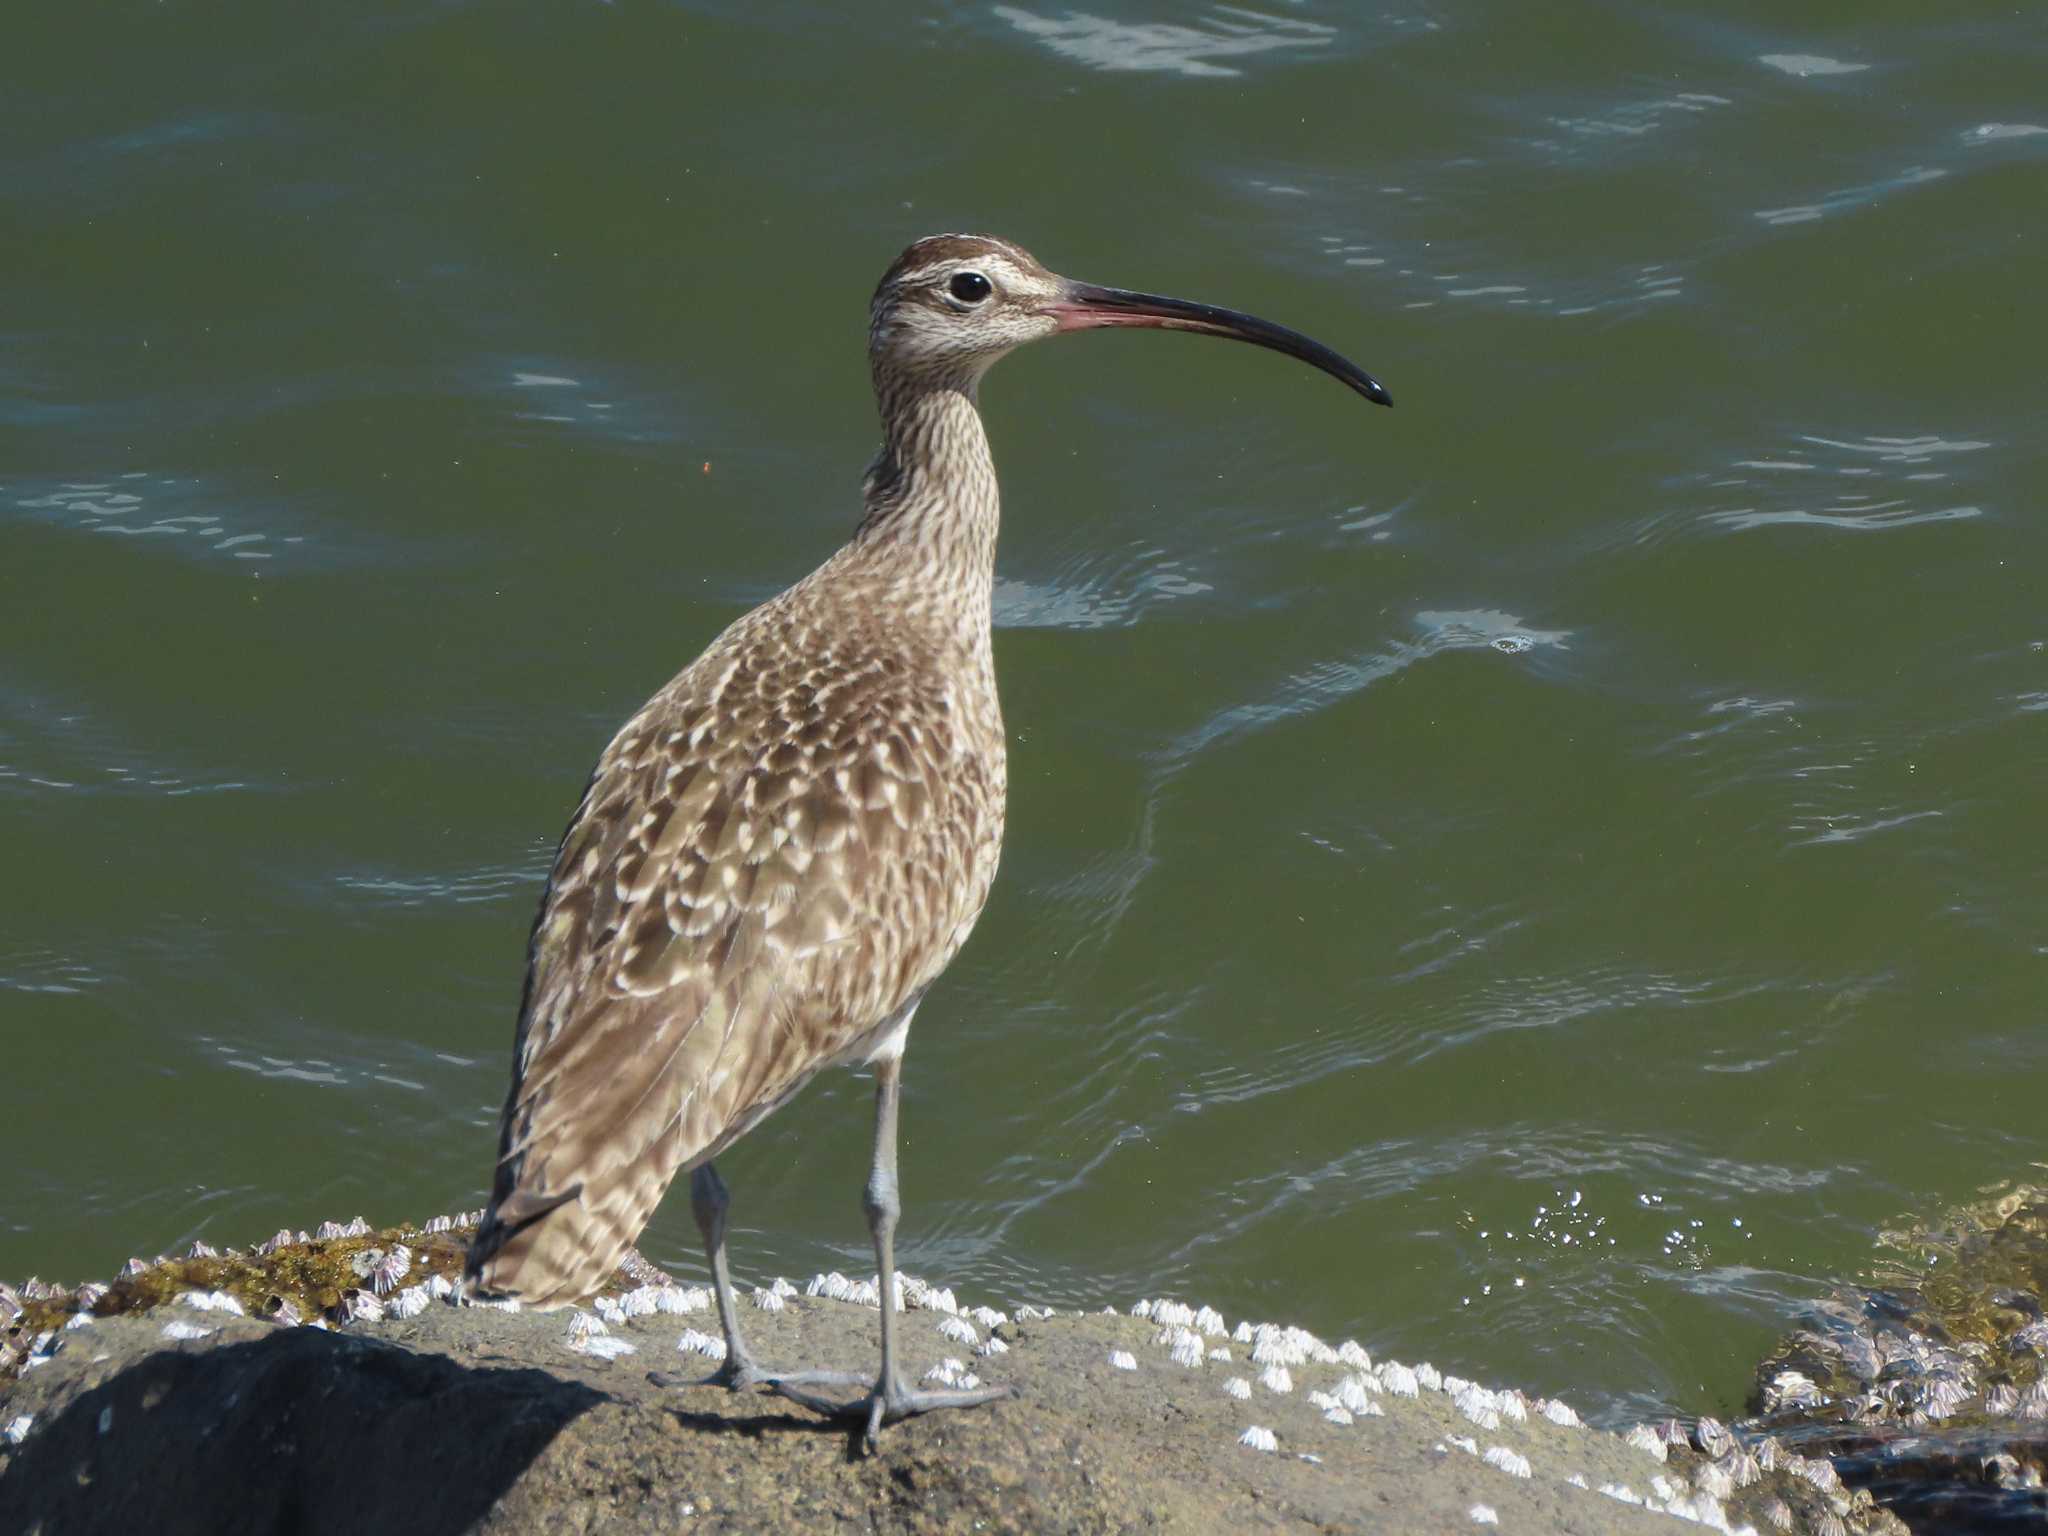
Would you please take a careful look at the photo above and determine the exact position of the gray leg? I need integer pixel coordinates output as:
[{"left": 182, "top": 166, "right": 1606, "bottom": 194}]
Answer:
[
  {"left": 693, "top": 1162, "right": 762, "bottom": 1386},
  {"left": 770, "top": 1057, "right": 1015, "bottom": 1449},
  {"left": 651, "top": 1161, "right": 863, "bottom": 1395}
]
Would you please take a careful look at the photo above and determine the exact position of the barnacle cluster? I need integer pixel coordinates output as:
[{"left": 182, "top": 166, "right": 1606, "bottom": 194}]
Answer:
[
  {"left": 2, "top": 1214, "right": 489, "bottom": 1378},
  {"left": 1742, "top": 1182, "right": 2048, "bottom": 1529}
]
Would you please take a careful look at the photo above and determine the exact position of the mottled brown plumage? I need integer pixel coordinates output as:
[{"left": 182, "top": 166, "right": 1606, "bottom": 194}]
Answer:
[
  {"left": 471, "top": 502, "right": 1008, "bottom": 1307},
  {"left": 465, "top": 233, "right": 1389, "bottom": 1442}
]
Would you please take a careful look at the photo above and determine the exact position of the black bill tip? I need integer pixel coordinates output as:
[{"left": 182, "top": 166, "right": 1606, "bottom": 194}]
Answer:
[{"left": 1053, "top": 281, "right": 1392, "bottom": 409}]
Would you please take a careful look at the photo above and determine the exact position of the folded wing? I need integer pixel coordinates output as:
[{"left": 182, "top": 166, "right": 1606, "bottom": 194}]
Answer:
[{"left": 465, "top": 630, "right": 996, "bottom": 1308}]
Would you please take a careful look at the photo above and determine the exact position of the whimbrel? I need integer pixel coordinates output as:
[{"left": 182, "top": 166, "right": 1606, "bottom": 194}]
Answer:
[{"left": 465, "top": 234, "right": 1390, "bottom": 1446}]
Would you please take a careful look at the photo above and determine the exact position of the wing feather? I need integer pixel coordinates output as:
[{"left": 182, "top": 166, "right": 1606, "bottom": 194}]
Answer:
[{"left": 465, "top": 612, "right": 1001, "bottom": 1307}]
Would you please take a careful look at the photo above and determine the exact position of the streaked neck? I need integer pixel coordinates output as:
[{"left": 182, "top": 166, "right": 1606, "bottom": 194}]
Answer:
[{"left": 849, "top": 373, "right": 1000, "bottom": 646}]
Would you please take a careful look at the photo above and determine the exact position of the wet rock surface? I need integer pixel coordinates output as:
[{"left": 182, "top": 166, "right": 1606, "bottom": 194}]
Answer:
[
  {"left": 1739, "top": 1183, "right": 2048, "bottom": 1533},
  {"left": 1, "top": 1222, "right": 1885, "bottom": 1535}
]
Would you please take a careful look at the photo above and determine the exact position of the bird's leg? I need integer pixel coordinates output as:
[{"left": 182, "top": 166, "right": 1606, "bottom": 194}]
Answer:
[
  {"left": 694, "top": 1162, "right": 764, "bottom": 1387},
  {"left": 655, "top": 1162, "right": 863, "bottom": 1394},
  {"left": 769, "top": 1055, "right": 1014, "bottom": 1449}
]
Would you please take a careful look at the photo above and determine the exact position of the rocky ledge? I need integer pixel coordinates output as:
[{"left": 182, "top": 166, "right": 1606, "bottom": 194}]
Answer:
[{"left": 0, "top": 1219, "right": 1897, "bottom": 1535}]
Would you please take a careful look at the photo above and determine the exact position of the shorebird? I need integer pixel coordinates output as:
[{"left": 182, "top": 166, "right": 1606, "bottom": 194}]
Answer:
[{"left": 464, "top": 233, "right": 1390, "bottom": 1446}]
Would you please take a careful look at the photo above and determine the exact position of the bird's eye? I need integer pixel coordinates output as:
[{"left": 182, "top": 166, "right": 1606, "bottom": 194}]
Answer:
[{"left": 949, "top": 271, "right": 992, "bottom": 304}]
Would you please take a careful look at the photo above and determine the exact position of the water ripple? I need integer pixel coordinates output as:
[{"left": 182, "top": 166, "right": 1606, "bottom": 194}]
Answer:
[
  {"left": 991, "top": 5, "right": 1333, "bottom": 78},
  {"left": 0, "top": 946, "right": 105, "bottom": 996},
  {"left": 1669, "top": 430, "right": 1998, "bottom": 542},
  {"left": 1754, "top": 163, "right": 1946, "bottom": 227},
  {"left": 1303, "top": 226, "right": 1694, "bottom": 321},
  {"left": 1964, "top": 122, "right": 2048, "bottom": 145},
  {"left": 334, "top": 865, "right": 537, "bottom": 909},
  {"left": 1546, "top": 91, "right": 1731, "bottom": 145},
  {"left": 0, "top": 687, "right": 264, "bottom": 801},
  {"left": 995, "top": 541, "right": 1214, "bottom": 631},
  {"left": 487, "top": 361, "right": 679, "bottom": 445},
  {"left": 199, "top": 1033, "right": 469, "bottom": 1102},
  {"left": 1706, "top": 501, "right": 1980, "bottom": 534},
  {"left": 1786, "top": 808, "right": 1945, "bottom": 848},
  {"left": 1758, "top": 54, "right": 1869, "bottom": 79},
  {"left": 14, "top": 475, "right": 303, "bottom": 563},
  {"left": 1163, "top": 608, "right": 1572, "bottom": 768}
]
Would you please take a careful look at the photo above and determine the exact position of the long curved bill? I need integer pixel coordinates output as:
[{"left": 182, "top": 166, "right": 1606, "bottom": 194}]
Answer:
[{"left": 1049, "top": 281, "right": 1392, "bottom": 407}]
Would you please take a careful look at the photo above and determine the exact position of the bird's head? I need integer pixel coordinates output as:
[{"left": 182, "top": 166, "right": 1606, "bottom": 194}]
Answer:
[{"left": 869, "top": 232, "right": 1391, "bottom": 407}]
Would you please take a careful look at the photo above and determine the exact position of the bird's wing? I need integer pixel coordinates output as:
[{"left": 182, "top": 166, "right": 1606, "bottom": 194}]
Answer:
[{"left": 465, "top": 629, "right": 997, "bottom": 1307}]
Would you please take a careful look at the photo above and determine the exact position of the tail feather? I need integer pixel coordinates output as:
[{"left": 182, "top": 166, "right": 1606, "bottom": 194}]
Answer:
[
  {"left": 464, "top": 1126, "right": 682, "bottom": 1309},
  {"left": 464, "top": 1180, "right": 634, "bottom": 1311},
  {"left": 463, "top": 1182, "right": 583, "bottom": 1295}
]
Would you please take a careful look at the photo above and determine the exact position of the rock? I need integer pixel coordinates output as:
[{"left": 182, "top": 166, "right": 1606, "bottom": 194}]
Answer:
[
  {"left": 1740, "top": 1181, "right": 2048, "bottom": 1533},
  {"left": 0, "top": 1212, "right": 1906, "bottom": 1533},
  {"left": 2, "top": 1278, "right": 1763, "bottom": 1534}
]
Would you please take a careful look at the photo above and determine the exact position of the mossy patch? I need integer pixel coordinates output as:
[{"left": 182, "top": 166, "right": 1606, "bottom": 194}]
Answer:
[
  {"left": 4, "top": 1213, "right": 672, "bottom": 1385},
  {"left": 4, "top": 1217, "right": 475, "bottom": 1382}
]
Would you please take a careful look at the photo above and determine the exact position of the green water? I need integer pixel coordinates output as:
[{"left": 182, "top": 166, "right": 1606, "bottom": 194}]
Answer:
[{"left": 5, "top": 4, "right": 2044, "bottom": 1425}]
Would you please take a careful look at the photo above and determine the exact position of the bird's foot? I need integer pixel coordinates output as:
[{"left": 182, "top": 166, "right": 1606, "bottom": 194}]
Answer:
[
  {"left": 768, "top": 1375, "right": 1016, "bottom": 1452},
  {"left": 650, "top": 1356, "right": 868, "bottom": 1394}
]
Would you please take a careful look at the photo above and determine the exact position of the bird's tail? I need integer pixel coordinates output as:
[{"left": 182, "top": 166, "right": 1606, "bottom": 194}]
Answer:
[{"left": 462, "top": 1180, "right": 593, "bottom": 1310}]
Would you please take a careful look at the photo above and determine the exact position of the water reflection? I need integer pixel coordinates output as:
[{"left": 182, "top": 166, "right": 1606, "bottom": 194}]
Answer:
[
  {"left": 1964, "top": 122, "right": 2047, "bottom": 144},
  {"left": 1166, "top": 608, "right": 1571, "bottom": 766},
  {"left": 1757, "top": 54, "right": 1868, "bottom": 79},
  {"left": 0, "top": 686, "right": 259, "bottom": 800},
  {"left": 992, "top": 5, "right": 1333, "bottom": 78},
  {"left": 0, "top": 947, "right": 103, "bottom": 996},
  {"left": 1544, "top": 91, "right": 1730, "bottom": 146},
  {"left": 1754, "top": 164, "right": 1945, "bottom": 227},
  {"left": 15, "top": 476, "right": 298, "bottom": 563},
  {"left": 334, "top": 864, "right": 536, "bottom": 908},
  {"left": 1702, "top": 430, "right": 1993, "bottom": 534}
]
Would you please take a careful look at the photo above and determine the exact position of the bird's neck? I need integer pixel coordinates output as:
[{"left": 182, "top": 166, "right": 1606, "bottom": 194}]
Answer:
[{"left": 848, "top": 374, "right": 1000, "bottom": 644}]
